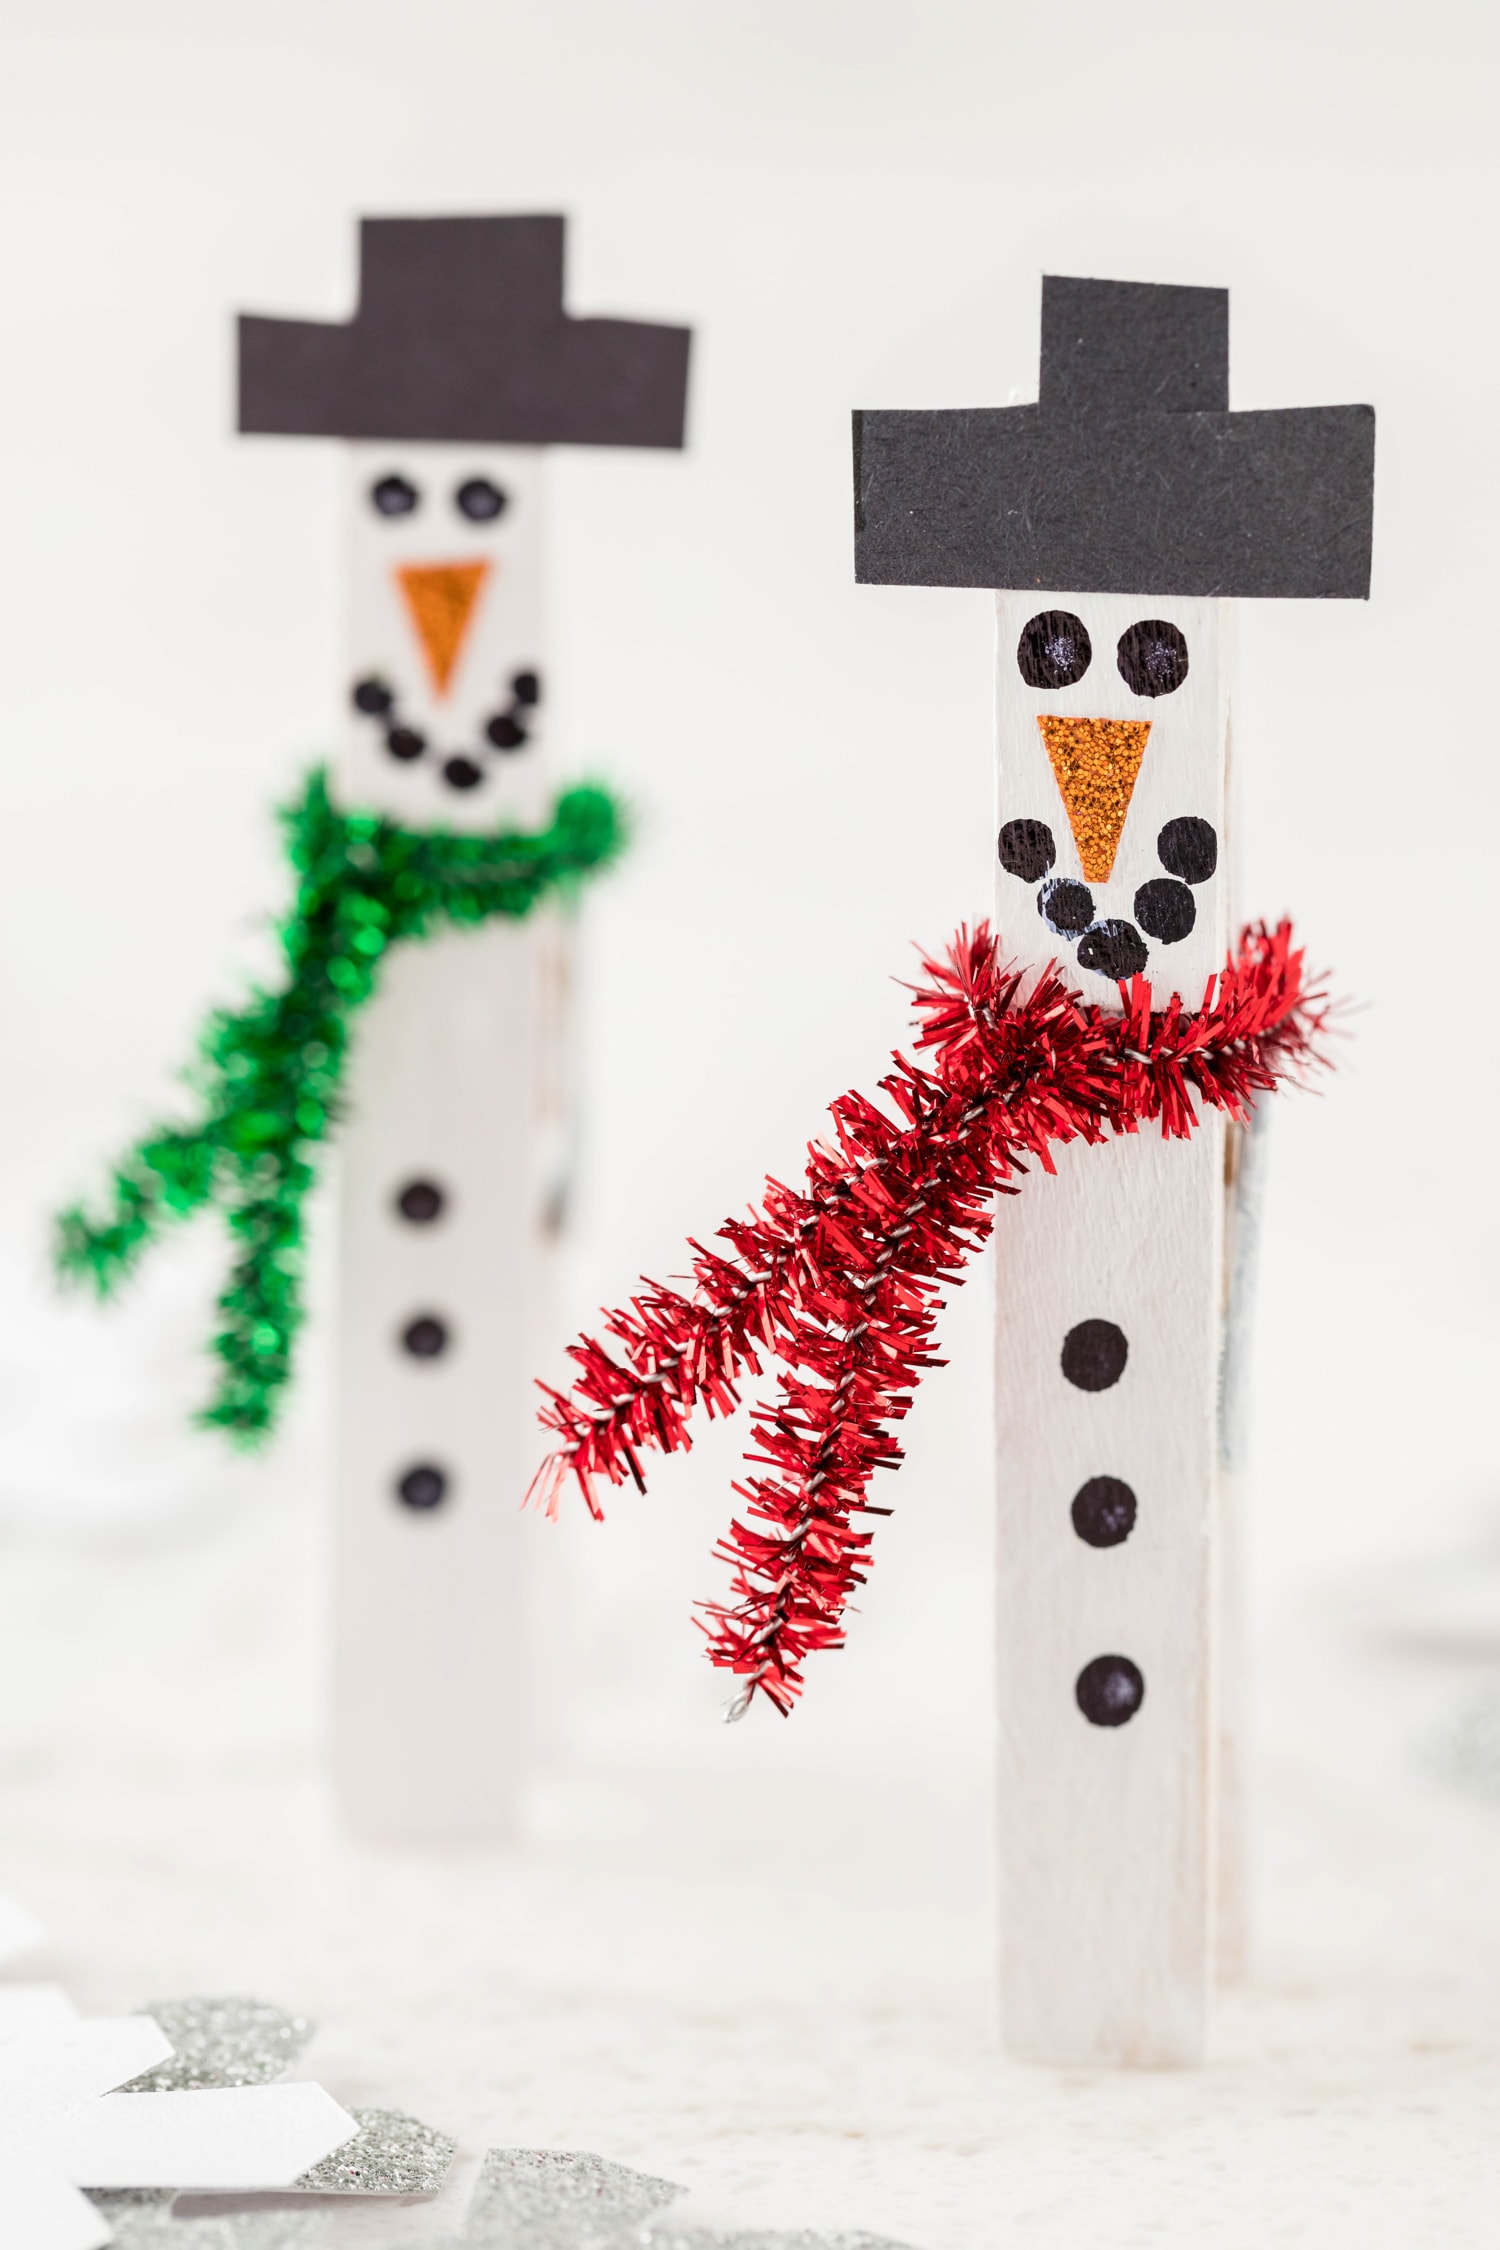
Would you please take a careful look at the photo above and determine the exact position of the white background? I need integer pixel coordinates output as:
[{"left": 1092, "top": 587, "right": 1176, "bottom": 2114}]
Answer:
[{"left": 0, "top": 7, "right": 1495, "bottom": 2243}]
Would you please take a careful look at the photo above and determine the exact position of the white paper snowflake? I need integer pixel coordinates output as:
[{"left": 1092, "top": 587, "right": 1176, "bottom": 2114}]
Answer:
[{"left": 0, "top": 1985, "right": 357, "bottom": 2250}]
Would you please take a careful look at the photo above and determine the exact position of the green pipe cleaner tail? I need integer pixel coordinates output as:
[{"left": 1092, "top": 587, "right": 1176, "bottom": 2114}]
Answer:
[{"left": 55, "top": 766, "right": 626, "bottom": 1446}]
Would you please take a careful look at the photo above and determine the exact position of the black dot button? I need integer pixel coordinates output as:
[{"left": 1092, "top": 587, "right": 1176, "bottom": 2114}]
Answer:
[
  {"left": 1076, "top": 1654, "right": 1145, "bottom": 1727},
  {"left": 386, "top": 725, "right": 426, "bottom": 763},
  {"left": 1134, "top": 879, "right": 1195, "bottom": 945},
  {"left": 396, "top": 1462, "right": 448, "bottom": 1510},
  {"left": 443, "top": 755, "right": 484, "bottom": 791},
  {"left": 1038, "top": 878, "right": 1094, "bottom": 936},
  {"left": 1076, "top": 920, "right": 1148, "bottom": 979},
  {"left": 1061, "top": 1320, "right": 1128, "bottom": 1392},
  {"left": 401, "top": 1314, "right": 450, "bottom": 1360},
  {"left": 1157, "top": 817, "right": 1217, "bottom": 884},
  {"left": 455, "top": 476, "right": 508, "bottom": 522},
  {"left": 371, "top": 473, "right": 419, "bottom": 518},
  {"left": 395, "top": 1178, "right": 446, "bottom": 1224},
  {"left": 352, "top": 677, "right": 393, "bottom": 716},
  {"left": 1117, "top": 619, "right": 1189, "bottom": 698},
  {"left": 1017, "top": 609, "right": 1092, "bottom": 690},
  {"left": 1071, "top": 1476, "right": 1137, "bottom": 1547},
  {"left": 999, "top": 819, "right": 1056, "bottom": 883}
]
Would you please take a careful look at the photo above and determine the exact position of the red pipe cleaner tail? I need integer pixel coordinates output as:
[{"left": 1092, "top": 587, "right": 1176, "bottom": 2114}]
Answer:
[{"left": 533, "top": 920, "right": 1327, "bottom": 1716}]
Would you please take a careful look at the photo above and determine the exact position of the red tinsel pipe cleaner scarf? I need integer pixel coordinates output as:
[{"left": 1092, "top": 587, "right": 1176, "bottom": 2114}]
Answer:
[{"left": 531, "top": 920, "right": 1329, "bottom": 1719}]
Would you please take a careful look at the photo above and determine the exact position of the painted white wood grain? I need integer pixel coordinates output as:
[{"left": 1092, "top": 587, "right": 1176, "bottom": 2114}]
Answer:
[
  {"left": 330, "top": 443, "right": 560, "bottom": 1837},
  {"left": 993, "top": 592, "right": 1227, "bottom": 1010},
  {"left": 340, "top": 442, "right": 550, "bottom": 832},
  {"left": 1215, "top": 1101, "right": 1273, "bottom": 1984},
  {"left": 992, "top": 590, "right": 1229, "bottom": 2065},
  {"left": 331, "top": 919, "right": 563, "bottom": 1836},
  {"left": 994, "top": 1124, "right": 1223, "bottom": 2064},
  {"left": 1215, "top": 702, "right": 1250, "bottom": 1984}
]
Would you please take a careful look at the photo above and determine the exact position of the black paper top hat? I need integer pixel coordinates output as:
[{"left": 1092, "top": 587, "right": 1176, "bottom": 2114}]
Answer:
[
  {"left": 239, "top": 215, "right": 690, "bottom": 449},
  {"left": 854, "top": 276, "right": 1374, "bottom": 598}
]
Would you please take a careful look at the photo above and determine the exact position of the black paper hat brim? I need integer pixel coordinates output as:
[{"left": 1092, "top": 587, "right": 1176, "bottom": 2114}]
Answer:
[
  {"left": 854, "top": 402, "right": 1375, "bottom": 598},
  {"left": 240, "top": 314, "right": 690, "bottom": 448}
]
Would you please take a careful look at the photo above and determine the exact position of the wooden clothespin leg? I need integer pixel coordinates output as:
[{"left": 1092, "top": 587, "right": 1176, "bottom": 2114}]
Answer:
[
  {"left": 855, "top": 277, "right": 1374, "bottom": 2061},
  {"left": 238, "top": 217, "right": 690, "bottom": 1838}
]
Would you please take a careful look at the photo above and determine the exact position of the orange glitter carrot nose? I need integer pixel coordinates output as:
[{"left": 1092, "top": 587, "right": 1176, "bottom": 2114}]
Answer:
[
  {"left": 1035, "top": 715, "right": 1151, "bottom": 884},
  {"left": 395, "top": 560, "right": 492, "bottom": 698}
]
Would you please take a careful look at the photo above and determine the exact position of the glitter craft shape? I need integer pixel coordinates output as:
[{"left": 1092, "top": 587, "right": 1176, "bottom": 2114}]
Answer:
[
  {"left": 409, "top": 2147, "right": 921, "bottom": 2250},
  {"left": 291, "top": 2107, "right": 457, "bottom": 2197},
  {"left": 1034, "top": 714, "right": 1150, "bottom": 882},
  {"left": 646, "top": 2234, "right": 917, "bottom": 2248},
  {"left": 95, "top": 2008, "right": 455, "bottom": 2243},
  {"left": 121, "top": 2000, "right": 313, "bottom": 2093},
  {"left": 395, "top": 560, "right": 492, "bottom": 697},
  {"left": 88, "top": 2194, "right": 322, "bottom": 2246},
  {"left": 453, "top": 2146, "right": 682, "bottom": 2245},
  {"left": 116, "top": 2000, "right": 455, "bottom": 2206}
]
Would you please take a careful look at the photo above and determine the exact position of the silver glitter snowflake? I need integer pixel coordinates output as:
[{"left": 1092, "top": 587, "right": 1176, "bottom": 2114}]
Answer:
[
  {"left": 422, "top": 2150, "right": 920, "bottom": 2250},
  {"left": 449, "top": 2146, "right": 681, "bottom": 2247},
  {"left": 87, "top": 2192, "right": 321, "bottom": 2246},
  {"left": 97, "top": 2006, "right": 918, "bottom": 2249},
  {"left": 292, "top": 2106, "right": 457, "bottom": 2195},
  {"left": 646, "top": 2234, "right": 918, "bottom": 2249},
  {"left": 121, "top": 1997, "right": 315, "bottom": 2091}
]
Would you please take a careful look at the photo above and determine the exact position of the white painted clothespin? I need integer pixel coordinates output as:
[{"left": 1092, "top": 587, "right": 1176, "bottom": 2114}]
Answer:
[
  {"left": 238, "top": 217, "right": 690, "bottom": 1837},
  {"left": 854, "top": 275, "right": 1374, "bottom": 2062}
]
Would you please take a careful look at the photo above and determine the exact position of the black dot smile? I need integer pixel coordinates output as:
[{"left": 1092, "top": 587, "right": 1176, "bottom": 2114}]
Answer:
[
  {"left": 349, "top": 666, "right": 544, "bottom": 790},
  {"left": 1005, "top": 795, "right": 1221, "bottom": 984},
  {"left": 1077, "top": 919, "right": 1148, "bottom": 980}
]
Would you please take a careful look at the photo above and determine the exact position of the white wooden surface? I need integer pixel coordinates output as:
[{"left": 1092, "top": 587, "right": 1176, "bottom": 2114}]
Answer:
[
  {"left": 991, "top": 590, "right": 1229, "bottom": 2064},
  {"left": 331, "top": 442, "right": 559, "bottom": 1837}
]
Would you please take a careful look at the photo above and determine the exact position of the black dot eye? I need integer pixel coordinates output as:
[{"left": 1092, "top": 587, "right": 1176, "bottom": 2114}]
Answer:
[
  {"left": 456, "top": 477, "right": 508, "bottom": 523},
  {"left": 1072, "top": 1476, "right": 1137, "bottom": 1548},
  {"left": 1134, "top": 879, "right": 1195, "bottom": 945},
  {"left": 1061, "top": 1319, "right": 1128, "bottom": 1392},
  {"left": 395, "top": 1178, "right": 446, "bottom": 1224},
  {"left": 999, "top": 819, "right": 1056, "bottom": 883},
  {"left": 1157, "top": 817, "right": 1217, "bottom": 883},
  {"left": 1076, "top": 1654, "right": 1145, "bottom": 1727},
  {"left": 1017, "top": 610, "right": 1092, "bottom": 690},
  {"left": 1117, "top": 619, "right": 1189, "bottom": 698},
  {"left": 1038, "top": 877, "right": 1094, "bottom": 936},
  {"left": 396, "top": 1463, "right": 448, "bottom": 1511},
  {"left": 1076, "top": 920, "right": 1149, "bottom": 981},
  {"left": 371, "top": 474, "right": 420, "bottom": 518},
  {"left": 352, "top": 676, "right": 393, "bottom": 716}
]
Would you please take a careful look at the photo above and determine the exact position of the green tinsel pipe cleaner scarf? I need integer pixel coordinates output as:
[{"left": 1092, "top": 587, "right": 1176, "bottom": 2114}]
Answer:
[{"left": 55, "top": 766, "right": 625, "bottom": 1446}]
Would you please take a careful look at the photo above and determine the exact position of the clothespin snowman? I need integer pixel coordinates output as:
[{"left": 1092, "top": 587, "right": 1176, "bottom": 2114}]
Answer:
[
  {"left": 855, "top": 276, "right": 1374, "bottom": 2064},
  {"left": 238, "top": 216, "right": 690, "bottom": 1837}
]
